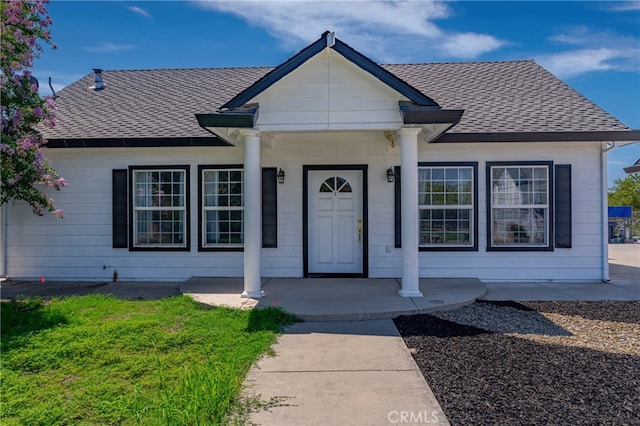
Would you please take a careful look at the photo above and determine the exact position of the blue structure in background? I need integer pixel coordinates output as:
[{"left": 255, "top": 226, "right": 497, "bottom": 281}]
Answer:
[
  {"left": 608, "top": 206, "right": 632, "bottom": 218},
  {"left": 608, "top": 206, "right": 633, "bottom": 242}
]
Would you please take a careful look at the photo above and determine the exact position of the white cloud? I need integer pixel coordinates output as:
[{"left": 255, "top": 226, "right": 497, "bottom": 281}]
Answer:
[
  {"left": 541, "top": 26, "right": 640, "bottom": 78},
  {"left": 538, "top": 48, "right": 617, "bottom": 78},
  {"left": 193, "top": 0, "right": 505, "bottom": 61},
  {"left": 607, "top": 1, "right": 640, "bottom": 12},
  {"left": 441, "top": 32, "right": 505, "bottom": 59},
  {"left": 81, "top": 42, "right": 136, "bottom": 53},
  {"left": 128, "top": 5, "right": 153, "bottom": 20}
]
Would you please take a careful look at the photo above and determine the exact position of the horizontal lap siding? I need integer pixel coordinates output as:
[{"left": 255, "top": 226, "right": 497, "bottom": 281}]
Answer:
[
  {"left": 252, "top": 50, "right": 405, "bottom": 131},
  {"left": 5, "top": 148, "right": 246, "bottom": 281},
  {"left": 4, "top": 139, "right": 604, "bottom": 282},
  {"left": 414, "top": 142, "right": 603, "bottom": 281}
]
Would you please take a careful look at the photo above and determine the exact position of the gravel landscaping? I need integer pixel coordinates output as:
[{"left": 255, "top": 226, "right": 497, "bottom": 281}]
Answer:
[{"left": 394, "top": 301, "right": 640, "bottom": 425}]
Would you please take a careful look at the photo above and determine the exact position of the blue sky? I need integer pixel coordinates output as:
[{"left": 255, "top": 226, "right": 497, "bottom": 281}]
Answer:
[{"left": 33, "top": 0, "right": 639, "bottom": 187}]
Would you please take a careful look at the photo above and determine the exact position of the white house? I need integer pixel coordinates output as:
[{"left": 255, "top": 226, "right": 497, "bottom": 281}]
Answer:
[{"left": 2, "top": 32, "right": 639, "bottom": 297}]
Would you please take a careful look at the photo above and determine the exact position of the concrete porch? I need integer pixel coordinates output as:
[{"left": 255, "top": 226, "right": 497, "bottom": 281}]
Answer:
[{"left": 181, "top": 277, "right": 486, "bottom": 321}]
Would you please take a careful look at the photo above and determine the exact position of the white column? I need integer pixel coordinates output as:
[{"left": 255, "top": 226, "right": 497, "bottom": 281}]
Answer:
[
  {"left": 241, "top": 129, "right": 263, "bottom": 298},
  {"left": 398, "top": 127, "right": 423, "bottom": 297}
]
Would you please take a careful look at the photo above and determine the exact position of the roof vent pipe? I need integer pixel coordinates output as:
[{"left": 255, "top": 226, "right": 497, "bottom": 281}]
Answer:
[{"left": 93, "top": 68, "right": 105, "bottom": 91}]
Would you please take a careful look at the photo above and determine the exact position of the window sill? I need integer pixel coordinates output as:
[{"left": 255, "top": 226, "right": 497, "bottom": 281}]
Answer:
[
  {"left": 198, "top": 246, "right": 244, "bottom": 252},
  {"left": 130, "top": 246, "right": 190, "bottom": 252},
  {"left": 487, "top": 245, "right": 554, "bottom": 252},
  {"left": 419, "top": 246, "right": 478, "bottom": 252}
]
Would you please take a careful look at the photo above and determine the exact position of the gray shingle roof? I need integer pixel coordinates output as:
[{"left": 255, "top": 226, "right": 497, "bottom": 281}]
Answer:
[
  {"left": 44, "top": 67, "right": 271, "bottom": 141},
  {"left": 42, "top": 60, "right": 635, "bottom": 143},
  {"left": 384, "top": 60, "right": 631, "bottom": 134}
]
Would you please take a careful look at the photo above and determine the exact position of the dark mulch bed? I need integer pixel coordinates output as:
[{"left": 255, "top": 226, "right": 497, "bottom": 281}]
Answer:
[{"left": 394, "top": 301, "right": 640, "bottom": 426}]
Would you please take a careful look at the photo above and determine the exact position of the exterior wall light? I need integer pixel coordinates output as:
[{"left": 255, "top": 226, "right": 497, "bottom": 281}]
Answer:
[
  {"left": 277, "top": 168, "right": 285, "bottom": 184},
  {"left": 386, "top": 167, "right": 395, "bottom": 183}
]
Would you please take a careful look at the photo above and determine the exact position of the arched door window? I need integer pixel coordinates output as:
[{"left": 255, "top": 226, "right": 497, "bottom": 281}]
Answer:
[{"left": 319, "top": 176, "right": 352, "bottom": 193}]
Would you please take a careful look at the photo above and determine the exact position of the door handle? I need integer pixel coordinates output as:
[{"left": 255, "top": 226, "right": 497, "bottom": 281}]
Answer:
[{"left": 357, "top": 217, "right": 362, "bottom": 242}]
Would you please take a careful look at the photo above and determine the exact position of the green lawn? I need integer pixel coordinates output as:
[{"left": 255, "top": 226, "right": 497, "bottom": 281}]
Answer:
[{"left": 1, "top": 295, "right": 297, "bottom": 425}]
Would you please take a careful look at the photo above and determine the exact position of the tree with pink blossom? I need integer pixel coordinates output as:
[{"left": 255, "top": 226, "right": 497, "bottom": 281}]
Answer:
[{"left": 1, "top": 0, "right": 66, "bottom": 218}]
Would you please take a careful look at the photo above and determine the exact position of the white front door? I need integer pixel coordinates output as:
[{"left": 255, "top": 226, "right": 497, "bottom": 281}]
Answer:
[{"left": 308, "top": 170, "right": 364, "bottom": 275}]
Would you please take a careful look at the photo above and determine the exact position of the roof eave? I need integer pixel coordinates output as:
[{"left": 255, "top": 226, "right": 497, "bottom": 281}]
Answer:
[
  {"left": 399, "top": 103, "right": 464, "bottom": 125},
  {"left": 195, "top": 105, "right": 258, "bottom": 129},
  {"left": 45, "top": 137, "right": 229, "bottom": 148},
  {"left": 434, "top": 130, "right": 640, "bottom": 143}
]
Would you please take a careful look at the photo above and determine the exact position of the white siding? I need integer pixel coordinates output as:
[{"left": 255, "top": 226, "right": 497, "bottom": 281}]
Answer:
[
  {"left": 251, "top": 50, "right": 408, "bottom": 132},
  {"left": 3, "top": 138, "right": 606, "bottom": 283}
]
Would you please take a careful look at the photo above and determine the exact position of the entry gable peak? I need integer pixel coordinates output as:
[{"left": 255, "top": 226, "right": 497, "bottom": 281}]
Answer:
[{"left": 221, "top": 31, "right": 440, "bottom": 110}]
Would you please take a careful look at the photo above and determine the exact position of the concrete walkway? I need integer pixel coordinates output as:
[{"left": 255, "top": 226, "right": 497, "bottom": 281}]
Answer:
[
  {"left": 246, "top": 320, "right": 449, "bottom": 426},
  {"left": 482, "top": 243, "right": 639, "bottom": 301}
]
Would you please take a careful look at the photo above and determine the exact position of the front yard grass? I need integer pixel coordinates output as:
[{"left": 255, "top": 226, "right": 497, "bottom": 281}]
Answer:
[{"left": 1, "top": 294, "right": 296, "bottom": 425}]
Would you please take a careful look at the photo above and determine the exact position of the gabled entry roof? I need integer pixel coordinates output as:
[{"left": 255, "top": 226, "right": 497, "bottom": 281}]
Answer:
[{"left": 221, "top": 31, "right": 440, "bottom": 110}]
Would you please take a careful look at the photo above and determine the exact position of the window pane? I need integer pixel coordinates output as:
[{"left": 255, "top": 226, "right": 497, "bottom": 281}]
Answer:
[
  {"left": 133, "top": 169, "right": 186, "bottom": 247},
  {"left": 492, "top": 208, "right": 547, "bottom": 245},
  {"left": 432, "top": 168, "right": 444, "bottom": 181},
  {"left": 320, "top": 178, "right": 334, "bottom": 192},
  {"left": 420, "top": 208, "right": 471, "bottom": 245},
  {"left": 205, "top": 210, "right": 244, "bottom": 245},
  {"left": 201, "top": 168, "right": 245, "bottom": 247},
  {"left": 134, "top": 209, "right": 185, "bottom": 245},
  {"left": 445, "top": 194, "right": 458, "bottom": 205},
  {"left": 431, "top": 193, "right": 444, "bottom": 205},
  {"left": 419, "top": 193, "right": 430, "bottom": 205},
  {"left": 418, "top": 166, "right": 475, "bottom": 247},
  {"left": 490, "top": 165, "right": 548, "bottom": 247}
]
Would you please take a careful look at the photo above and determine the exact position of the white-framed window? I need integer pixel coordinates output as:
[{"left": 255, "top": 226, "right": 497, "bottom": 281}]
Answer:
[
  {"left": 201, "top": 167, "right": 244, "bottom": 249},
  {"left": 488, "top": 163, "right": 551, "bottom": 249},
  {"left": 131, "top": 167, "right": 189, "bottom": 249},
  {"left": 418, "top": 163, "right": 477, "bottom": 249}
]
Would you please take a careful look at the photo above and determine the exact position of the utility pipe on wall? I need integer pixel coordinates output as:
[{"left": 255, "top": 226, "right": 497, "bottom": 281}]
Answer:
[{"left": 601, "top": 142, "right": 616, "bottom": 282}]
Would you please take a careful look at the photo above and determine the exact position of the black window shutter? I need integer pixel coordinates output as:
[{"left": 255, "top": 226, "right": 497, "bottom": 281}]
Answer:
[
  {"left": 554, "top": 164, "right": 572, "bottom": 248},
  {"left": 112, "top": 169, "right": 128, "bottom": 248},
  {"left": 262, "top": 168, "right": 278, "bottom": 248},
  {"left": 394, "top": 166, "right": 402, "bottom": 248}
]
